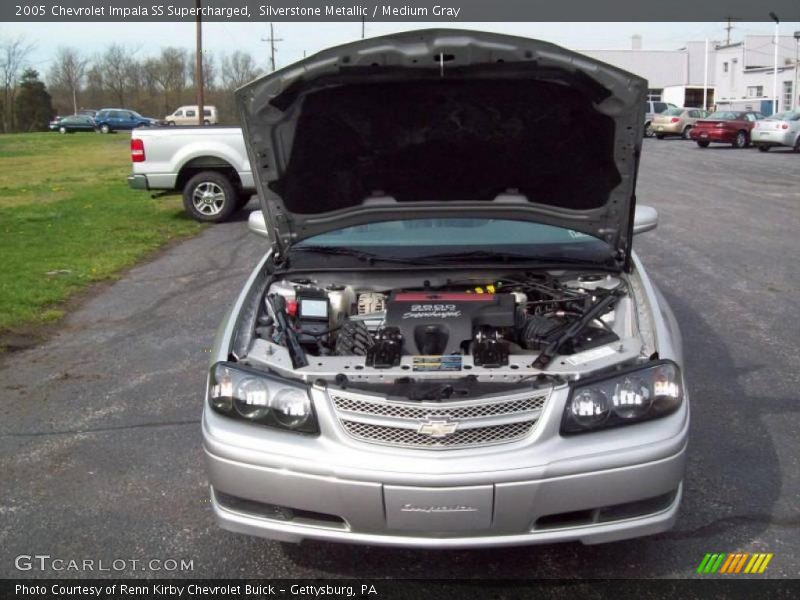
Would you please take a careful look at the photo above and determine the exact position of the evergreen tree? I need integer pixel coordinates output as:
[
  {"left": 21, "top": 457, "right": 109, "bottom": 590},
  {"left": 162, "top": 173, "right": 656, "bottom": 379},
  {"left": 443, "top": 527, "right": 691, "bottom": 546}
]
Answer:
[{"left": 14, "top": 69, "right": 54, "bottom": 132}]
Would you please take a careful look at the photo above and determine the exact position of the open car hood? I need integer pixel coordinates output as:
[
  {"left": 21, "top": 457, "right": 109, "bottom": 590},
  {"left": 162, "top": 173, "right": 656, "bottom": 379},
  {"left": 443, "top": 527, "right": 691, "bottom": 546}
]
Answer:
[{"left": 236, "top": 29, "right": 647, "bottom": 267}]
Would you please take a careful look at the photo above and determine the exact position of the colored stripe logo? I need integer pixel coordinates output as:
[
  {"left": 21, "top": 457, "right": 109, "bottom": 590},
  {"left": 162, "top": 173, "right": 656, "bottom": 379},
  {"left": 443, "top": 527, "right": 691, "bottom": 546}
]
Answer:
[{"left": 697, "top": 552, "right": 773, "bottom": 574}]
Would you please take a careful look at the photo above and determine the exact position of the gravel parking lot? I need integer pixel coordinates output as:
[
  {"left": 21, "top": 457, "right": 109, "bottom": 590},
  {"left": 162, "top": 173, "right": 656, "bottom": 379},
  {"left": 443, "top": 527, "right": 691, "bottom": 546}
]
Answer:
[{"left": 1, "top": 138, "right": 799, "bottom": 579}]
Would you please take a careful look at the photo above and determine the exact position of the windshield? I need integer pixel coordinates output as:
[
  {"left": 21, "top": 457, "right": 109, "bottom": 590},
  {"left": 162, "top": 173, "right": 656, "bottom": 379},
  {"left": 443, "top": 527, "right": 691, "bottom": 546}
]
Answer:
[
  {"left": 292, "top": 218, "right": 613, "bottom": 264},
  {"left": 663, "top": 107, "right": 684, "bottom": 116}
]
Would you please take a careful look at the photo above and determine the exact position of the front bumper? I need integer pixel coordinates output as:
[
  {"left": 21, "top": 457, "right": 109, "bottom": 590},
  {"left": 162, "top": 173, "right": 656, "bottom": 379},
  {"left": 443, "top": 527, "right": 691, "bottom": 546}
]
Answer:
[
  {"left": 203, "top": 388, "right": 689, "bottom": 547},
  {"left": 127, "top": 174, "right": 149, "bottom": 190}
]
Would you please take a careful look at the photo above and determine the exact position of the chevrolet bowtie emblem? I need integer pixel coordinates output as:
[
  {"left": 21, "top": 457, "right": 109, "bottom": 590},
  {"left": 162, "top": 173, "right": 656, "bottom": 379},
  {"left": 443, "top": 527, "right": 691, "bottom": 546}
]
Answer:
[{"left": 417, "top": 420, "right": 458, "bottom": 438}]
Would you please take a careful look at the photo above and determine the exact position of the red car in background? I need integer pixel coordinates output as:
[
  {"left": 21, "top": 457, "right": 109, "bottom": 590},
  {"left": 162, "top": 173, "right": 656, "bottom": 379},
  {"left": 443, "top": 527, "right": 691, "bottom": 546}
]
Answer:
[{"left": 690, "top": 110, "right": 765, "bottom": 148}]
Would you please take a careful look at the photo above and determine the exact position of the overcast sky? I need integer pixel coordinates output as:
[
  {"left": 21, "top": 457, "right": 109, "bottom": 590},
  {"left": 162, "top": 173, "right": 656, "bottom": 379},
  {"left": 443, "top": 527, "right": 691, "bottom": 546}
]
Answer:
[{"left": 2, "top": 21, "right": 799, "bottom": 74}]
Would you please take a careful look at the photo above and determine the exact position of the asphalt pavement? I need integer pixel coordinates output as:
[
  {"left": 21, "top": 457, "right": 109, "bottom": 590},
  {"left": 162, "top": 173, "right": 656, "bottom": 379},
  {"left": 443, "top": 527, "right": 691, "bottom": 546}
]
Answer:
[{"left": 1, "top": 138, "right": 799, "bottom": 579}]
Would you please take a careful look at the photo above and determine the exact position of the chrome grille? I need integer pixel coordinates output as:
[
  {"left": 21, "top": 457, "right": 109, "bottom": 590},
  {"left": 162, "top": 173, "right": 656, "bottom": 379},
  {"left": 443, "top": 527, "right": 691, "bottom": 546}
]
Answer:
[
  {"left": 340, "top": 419, "right": 536, "bottom": 449},
  {"left": 331, "top": 394, "right": 545, "bottom": 421},
  {"left": 330, "top": 388, "right": 549, "bottom": 450}
]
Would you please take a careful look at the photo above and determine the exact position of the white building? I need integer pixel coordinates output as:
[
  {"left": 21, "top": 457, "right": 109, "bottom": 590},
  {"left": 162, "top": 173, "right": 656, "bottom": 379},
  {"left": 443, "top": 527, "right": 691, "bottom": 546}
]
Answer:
[{"left": 582, "top": 34, "right": 800, "bottom": 114}]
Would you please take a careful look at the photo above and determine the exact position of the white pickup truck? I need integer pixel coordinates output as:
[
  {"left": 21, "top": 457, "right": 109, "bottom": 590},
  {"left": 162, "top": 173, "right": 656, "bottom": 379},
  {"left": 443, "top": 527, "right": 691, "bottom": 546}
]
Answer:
[{"left": 127, "top": 127, "right": 255, "bottom": 222}]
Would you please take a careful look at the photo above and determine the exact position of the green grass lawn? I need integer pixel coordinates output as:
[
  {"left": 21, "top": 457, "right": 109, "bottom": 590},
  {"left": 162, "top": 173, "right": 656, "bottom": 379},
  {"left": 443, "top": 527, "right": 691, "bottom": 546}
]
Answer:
[{"left": 0, "top": 132, "right": 203, "bottom": 339}]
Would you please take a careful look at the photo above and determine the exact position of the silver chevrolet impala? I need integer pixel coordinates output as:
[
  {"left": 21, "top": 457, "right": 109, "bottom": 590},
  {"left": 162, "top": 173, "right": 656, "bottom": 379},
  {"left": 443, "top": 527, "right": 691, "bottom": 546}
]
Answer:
[{"left": 202, "top": 29, "right": 689, "bottom": 548}]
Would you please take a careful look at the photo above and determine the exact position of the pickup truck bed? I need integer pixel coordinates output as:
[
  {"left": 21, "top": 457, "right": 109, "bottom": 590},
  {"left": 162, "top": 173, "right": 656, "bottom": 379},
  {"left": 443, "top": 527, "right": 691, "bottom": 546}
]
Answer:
[{"left": 128, "top": 126, "right": 255, "bottom": 222}]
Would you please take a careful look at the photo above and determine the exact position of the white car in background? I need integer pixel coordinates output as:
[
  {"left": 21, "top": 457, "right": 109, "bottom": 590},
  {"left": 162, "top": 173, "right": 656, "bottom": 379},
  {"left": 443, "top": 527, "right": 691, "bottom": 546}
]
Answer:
[{"left": 752, "top": 111, "right": 800, "bottom": 152}]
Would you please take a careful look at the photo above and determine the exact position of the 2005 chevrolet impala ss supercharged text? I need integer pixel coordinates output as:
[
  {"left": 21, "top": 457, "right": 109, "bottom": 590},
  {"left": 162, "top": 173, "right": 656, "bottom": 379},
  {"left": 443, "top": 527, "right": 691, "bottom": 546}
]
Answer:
[{"left": 201, "top": 29, "right": 689, "bottom": 548}]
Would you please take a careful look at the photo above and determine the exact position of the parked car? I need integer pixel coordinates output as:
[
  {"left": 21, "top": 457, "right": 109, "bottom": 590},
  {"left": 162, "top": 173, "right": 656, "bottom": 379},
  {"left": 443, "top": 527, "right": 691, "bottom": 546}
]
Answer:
[
  {"left": 94, "top": 109, "right": 157, "bottom": 134},
  {"left": 164, "top": 105, "right": 219, "bottom": 126},
  {"left": 653, "top": 107, "right": 710, "bottom": 139},
  {"left": 201, "top": 30, "right": 688, "bottom": 548},
  {"left": 643, "top": 100, "right": 676, "bottom": 137},
  {"left": 751, "top": 110, "right": 800, "bottom": 152},
  {"left": 77, "top": 109, "right": 97, "bottom": 118},
  {"left": 50, "top": 115, "right": 96, "bottom": 134},
  {"left": 689, "top": 110, "right": 764, "bottom": 148},
  {"left": 127, "top": 127, "right": 254, "bottom": 222}
]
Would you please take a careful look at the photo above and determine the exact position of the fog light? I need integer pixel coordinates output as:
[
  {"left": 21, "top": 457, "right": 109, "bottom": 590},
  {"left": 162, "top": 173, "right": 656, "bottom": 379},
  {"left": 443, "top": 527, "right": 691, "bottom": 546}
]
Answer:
[
  {"left": 613, "top": 376, "right": 652, "bottom": 419},
  {"left": 233, "top": 378, "right": 270, "bottom": 420},
  {"left": 569, "top": 389, "right": 610, "bottom": 428},
  {"left": 271, "top": 388, "right": 311, "bottom": 428}
]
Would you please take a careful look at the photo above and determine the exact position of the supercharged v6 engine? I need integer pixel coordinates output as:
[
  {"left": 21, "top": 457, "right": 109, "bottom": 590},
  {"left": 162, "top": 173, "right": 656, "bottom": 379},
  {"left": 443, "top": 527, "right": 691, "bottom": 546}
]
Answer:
[{"left": 257, "top": 272, "right": 628, "bottom": 375}]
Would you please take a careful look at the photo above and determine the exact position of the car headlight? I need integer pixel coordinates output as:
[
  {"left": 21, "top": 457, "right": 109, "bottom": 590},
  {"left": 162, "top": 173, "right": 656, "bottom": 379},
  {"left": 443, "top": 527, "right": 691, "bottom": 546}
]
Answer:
[
  {"left": 208, "top": 362, "right": 318, "bottom": 434},
  {"left": 561, "top": 360, "right": 683, "bottom": 434}
]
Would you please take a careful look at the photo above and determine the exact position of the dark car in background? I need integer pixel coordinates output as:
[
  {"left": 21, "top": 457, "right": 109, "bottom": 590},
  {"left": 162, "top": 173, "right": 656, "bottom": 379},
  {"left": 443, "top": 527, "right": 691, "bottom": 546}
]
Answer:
[
  {"left": 690, "top": 110, "right": 764, "bottom": 148},
  {"left": 49, "top": 115, "right": 96, "bottom": 134},
  {"left": 94, "top": 109, "right": 157, "bottom": 134}
]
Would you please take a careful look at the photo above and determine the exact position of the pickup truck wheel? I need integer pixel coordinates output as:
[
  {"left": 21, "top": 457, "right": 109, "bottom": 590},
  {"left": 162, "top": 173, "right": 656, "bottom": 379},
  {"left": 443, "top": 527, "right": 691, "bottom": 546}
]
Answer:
[
  {"left": 167, "top": 121, "right": 175, "bottom": 126},
  {"left": 183, "top": 171, "right": 238, "bottom": 222},
  {"left": 99, "top": 124, "right": 111, "bottom": 134}
]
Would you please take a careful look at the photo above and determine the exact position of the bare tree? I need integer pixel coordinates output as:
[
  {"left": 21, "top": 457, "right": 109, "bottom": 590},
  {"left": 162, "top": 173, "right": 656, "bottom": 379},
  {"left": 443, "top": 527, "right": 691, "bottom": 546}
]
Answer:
[
  {"left": 47, "top": 47, "right": 88, "bottom": 115},
  {"left": 190, "top": 51, "right": 216, "bottom": 91},
  {"left": 99, "top": 44, "right": 135, "bottom": 107},
  {"left": 142, "top": 48, "right": 187, "bottom": 114},
  {"left": 220, "top": 51, "right": 260, "bottom": 91},
  {"left": 0, "top": 36, "right": 35, "bottom": 132}
]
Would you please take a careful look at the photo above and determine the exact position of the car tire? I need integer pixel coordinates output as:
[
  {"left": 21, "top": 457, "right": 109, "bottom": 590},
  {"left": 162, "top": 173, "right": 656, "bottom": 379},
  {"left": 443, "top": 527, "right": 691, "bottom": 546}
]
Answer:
[
  {"left": 99, "top": 124, "right": 111, "bottom": 134},
  {"left": 696, "top": 141, "right": 710, "bottom": 148},
  {"left": 203, "top": 120, "right": 211, "bottom": 126},
  {"left": 59, "top": 126, "right": 67, "bottom": 134},
  {"left": 757, "top": 145, "right": 771, "bottom": 153},
  {"left": 655, "top": 134, "right": 665, "bottom": 139},
  {"left": 732, "top": 131, "right": 746, "bottom": 149},
  {"left": 794, "top": 136, "right": 800, "bottom": 153},
  {"left": 682, "top": 126, "right": 692, "bottom": 140},
  {"left": 644, "top": 122, "right": 654, "bottom": 138},
  {"left": 167, "top": 121, "right": 176, "bottom": 126},
  {"left": 182, "top": 171, "right": 238, "bottom": 223}
]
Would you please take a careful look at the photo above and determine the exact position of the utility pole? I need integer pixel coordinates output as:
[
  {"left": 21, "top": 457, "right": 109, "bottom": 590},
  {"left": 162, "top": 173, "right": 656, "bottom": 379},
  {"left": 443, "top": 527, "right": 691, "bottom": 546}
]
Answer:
[
  {"left": 261, "top": 23, "right": 283, "bottom": 72},
  {"left": 723, "top": 17, "right": 740, "bottom": 46},
  {"left": 794, "top": 31, "right": 800, "bottom": 111},
  {"left": 703, "top": 39, "right": 709, "bottom": 110},
  {"left": 195, "top": 0, "right": 204, "bottom": 126},
  {"left": 770, "top": 12, "right": 780, "bottom": 115}
]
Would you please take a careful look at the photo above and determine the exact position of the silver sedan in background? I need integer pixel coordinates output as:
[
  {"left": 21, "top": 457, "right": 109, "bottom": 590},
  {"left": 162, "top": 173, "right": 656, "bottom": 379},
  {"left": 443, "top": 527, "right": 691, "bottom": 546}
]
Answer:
[{"left": 752, "top": 111, "right": 800, "bottom": 152}]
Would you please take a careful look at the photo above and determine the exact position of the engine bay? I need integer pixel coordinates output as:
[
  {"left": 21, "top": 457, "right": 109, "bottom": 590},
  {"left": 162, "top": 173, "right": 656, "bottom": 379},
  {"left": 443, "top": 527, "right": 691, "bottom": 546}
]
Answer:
[{"left": 249, "top": 270, "right": 641, "bottom": 383}]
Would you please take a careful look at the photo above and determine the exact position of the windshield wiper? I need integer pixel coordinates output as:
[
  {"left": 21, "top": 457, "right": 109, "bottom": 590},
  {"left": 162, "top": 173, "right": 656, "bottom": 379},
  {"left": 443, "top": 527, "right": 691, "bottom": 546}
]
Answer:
[
  {"left": 290, "top": 245, "right": 426, "bottom": 265},
  {"left": 418, "top": 250, "right": 608, "bottom": 266}
]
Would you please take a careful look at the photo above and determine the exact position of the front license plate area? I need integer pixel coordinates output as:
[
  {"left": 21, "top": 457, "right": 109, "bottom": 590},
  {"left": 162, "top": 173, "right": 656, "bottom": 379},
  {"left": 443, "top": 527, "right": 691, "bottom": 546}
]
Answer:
[{"left": 384, "top": 485, "right": 493, "bottom": 532}]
